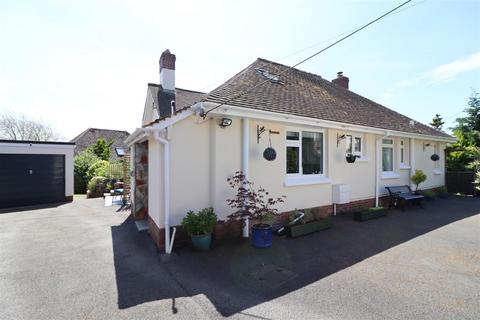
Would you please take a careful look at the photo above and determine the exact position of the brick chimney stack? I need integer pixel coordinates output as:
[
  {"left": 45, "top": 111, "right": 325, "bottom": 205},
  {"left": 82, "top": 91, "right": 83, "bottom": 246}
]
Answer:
[
  {"left": 159, "top": 49, "right": 176, "bottom": 92},
  {"left": 332, "top": 71, "right": 349, "bottom": 90}
]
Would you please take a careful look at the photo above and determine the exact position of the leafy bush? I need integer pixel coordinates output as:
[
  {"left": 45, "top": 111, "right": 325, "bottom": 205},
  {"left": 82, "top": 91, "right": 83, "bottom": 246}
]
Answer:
[
  {"left": 411, "top": 170, "right": 427, "bottom": 191},
  {"left": 74, "top": 149, "right": 100, "bottom": 193},
  {"left": 289, "top": 208, "right": 315, "bottom": 224},
  {"left": 87, "top": 176, "right": 107, "bottom": 193},
  {"left": 181, "top": 207, "right": 218, "bottom": 236},
  {"left": 226, "top": 171, "right": 286, "bottom": 225},
  {"left": 90, "top": 138, "right": 112, "bottom": 161},
  {"left": 87, "top": 160, "right": 109, "bottom": 181}
]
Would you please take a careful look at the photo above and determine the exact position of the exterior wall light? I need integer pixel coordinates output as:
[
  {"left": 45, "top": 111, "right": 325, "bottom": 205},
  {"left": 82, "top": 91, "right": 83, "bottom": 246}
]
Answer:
[{"left": 219, "top": 118, "right": 232, "bottom": 127}]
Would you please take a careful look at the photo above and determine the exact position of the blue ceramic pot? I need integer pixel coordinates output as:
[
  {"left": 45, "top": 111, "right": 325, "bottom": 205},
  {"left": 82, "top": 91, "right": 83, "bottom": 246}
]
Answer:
[
  {"left": 191, "top": 233, "right": 212, "bottom": 251},
  {"left": 252, "top": 224, "right": 272, "bottom": 248}
]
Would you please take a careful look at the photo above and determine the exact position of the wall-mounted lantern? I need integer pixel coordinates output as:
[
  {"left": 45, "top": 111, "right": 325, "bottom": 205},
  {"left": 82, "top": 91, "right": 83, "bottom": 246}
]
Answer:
[{"left": 219, "top": 118, "right": 232, "bottom": 128}]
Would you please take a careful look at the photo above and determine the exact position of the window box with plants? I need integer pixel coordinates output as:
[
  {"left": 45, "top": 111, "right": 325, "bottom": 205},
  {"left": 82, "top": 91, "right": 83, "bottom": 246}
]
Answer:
[
  {"left": 285, "top": 209, "right": 332, "bottom": 238},
  {"left": 226, "top": 171, "right": 286, "bottom": 248},
  {"left": 181, "top": 207, "right": 218, "bottom": 251},
  {"left": 354, "top": 206, "right": 387, "bottom": 221}
]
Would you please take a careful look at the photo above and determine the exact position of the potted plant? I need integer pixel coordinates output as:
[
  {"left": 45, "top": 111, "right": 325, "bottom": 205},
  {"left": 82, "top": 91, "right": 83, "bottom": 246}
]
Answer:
[
  {"left": 354, "top": 206, "right": 387, "bottom": 221},
  {"left": 181, "top": 207, "right": 217, "bottom": 251},
  {"left": 285, "top": 209, "right": 332, "bottom": 238},
  {"left": 410, "top": 169, "right": 427, "bottom": 194},
  {"left": 226, "top": 171, "right": 286, "bottom": 248}
]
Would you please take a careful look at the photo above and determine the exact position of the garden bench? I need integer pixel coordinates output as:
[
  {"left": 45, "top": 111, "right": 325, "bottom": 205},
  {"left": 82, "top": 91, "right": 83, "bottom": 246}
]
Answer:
[{"left": 385, "top": 185, "right": 424, "bottom": 210}]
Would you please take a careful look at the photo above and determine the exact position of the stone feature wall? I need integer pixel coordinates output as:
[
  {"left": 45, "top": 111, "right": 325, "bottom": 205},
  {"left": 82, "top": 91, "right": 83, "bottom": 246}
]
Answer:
[
  {"left": 134, "top": 141, "right": 148, "bottom": 220},
  {"left": 122, "top": 152, "right": 131, "bottom": 201}
]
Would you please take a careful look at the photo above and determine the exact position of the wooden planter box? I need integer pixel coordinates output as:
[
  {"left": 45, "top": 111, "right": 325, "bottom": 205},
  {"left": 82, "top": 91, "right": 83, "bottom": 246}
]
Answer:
[
  {"left": 354, "top": 208, "right": 387, "bottom": 221},
  {"left": 286, "top": 218, "right": 332, "bottom": 238}
]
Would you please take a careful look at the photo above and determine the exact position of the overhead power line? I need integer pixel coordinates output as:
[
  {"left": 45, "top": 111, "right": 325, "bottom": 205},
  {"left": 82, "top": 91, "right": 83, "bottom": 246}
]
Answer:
[{"left": 202, "top": 0, "right": 414, "bottom": 119}]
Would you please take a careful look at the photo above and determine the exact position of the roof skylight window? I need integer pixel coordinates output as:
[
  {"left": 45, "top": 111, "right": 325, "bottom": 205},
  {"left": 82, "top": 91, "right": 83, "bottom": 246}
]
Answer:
[{"left": 255, "top": 68, "right": 283, "bottom": 84}]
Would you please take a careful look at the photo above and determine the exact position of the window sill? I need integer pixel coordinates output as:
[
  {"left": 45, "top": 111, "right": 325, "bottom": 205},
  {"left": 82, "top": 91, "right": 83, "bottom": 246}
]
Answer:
[
  {"left": 284, "top": 175, "right": 331, "bottom": 187},
  {"left": 381, "top": 172, "right": 400, "bottom": 180},
  {"left": 355, "top": 157, "right": 369, "bottom": 162},
  {"left": 433, "top": 169, "right": 443, "bottom": 175}
]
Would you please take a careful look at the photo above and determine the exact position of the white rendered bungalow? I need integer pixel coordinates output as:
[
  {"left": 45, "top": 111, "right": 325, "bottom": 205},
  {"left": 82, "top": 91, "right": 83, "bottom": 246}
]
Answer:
[{"left": 126, "top": 50, "right": 455, "bottom": 253}]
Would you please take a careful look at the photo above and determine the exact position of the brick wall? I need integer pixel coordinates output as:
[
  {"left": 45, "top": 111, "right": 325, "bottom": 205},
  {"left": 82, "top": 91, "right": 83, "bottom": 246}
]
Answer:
[{"left": 146, "top": 195, "right": 390, "bottom": 251}]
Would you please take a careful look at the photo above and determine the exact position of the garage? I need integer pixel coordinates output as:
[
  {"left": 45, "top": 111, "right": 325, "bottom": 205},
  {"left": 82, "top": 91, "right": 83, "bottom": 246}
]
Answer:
[{"left": 0, "top": 140, "right": 75, "bottom": 209}]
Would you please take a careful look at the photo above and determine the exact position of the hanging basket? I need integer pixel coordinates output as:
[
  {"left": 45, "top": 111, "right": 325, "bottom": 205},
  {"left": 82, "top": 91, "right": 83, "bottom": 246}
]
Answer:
[
  {"left": 346, "top": 154, "right": 358, "bottom": 163},
  {"left": 263, "top": 147, "right": 277, "bottom": 161},
  {"left": 430, "top": 154, "right": 440, "bottom": 161}
]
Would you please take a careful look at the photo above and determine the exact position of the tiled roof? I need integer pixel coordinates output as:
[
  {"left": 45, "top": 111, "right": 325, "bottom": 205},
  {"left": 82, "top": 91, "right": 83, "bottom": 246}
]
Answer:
[
  {"left": 205, "top": 58, "right": 452, "bottom": 139},
  {"left": 70, "top": 128, "right": 130, "bottom": 160},
  {"left": 148, "top": 84, "right": 206, "bottom": 118}
]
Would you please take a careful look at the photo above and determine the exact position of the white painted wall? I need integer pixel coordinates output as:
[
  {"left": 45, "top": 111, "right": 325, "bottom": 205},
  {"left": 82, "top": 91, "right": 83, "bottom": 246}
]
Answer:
[
  {"left": 169, "top": 116, "right": 214, "bottom": 225},
  {"left": 0, "top": 142, "right": 75, "bottom": 197},
  {"left": 147, "top": 114, "right": 449, "bottom": 227}
]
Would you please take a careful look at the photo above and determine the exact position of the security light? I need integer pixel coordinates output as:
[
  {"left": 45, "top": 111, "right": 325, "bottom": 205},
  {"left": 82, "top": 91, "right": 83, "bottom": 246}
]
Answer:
[{"left": 219, "top": 118, "right": 232, "bottom": 127}]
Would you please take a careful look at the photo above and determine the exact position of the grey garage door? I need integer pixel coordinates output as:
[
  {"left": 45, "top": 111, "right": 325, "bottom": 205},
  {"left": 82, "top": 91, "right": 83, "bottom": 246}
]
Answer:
[{"left": 0, "top": 154, "right": 65, "bottom": 209}]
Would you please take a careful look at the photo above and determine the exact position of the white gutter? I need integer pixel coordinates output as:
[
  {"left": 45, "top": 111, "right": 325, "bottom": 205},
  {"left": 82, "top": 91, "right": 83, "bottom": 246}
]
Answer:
[
  {"left": 375, "top": 132, "right": 391, "bottom": 207},
  {"left": 204, "top": 102, "right": 457, "bottom": 143},
  {"left": 242, "top": 118, "right": 249, "bottom": 238},
  {"left": 125, "top": 126, "right": 173, "bottom": 254}
]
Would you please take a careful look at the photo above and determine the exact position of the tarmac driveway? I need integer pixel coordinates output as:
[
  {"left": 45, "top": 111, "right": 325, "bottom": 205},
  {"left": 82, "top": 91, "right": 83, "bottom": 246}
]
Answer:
[{"left": 0, "top": 196, "right": 479, "bottom": 319}]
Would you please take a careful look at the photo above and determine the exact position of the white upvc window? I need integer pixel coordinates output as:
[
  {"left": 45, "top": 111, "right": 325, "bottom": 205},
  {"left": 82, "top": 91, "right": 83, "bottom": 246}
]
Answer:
[
  {"left": 382, "top": 138, "right": 394, "bottom": 173},
  {"left": 345, "top": 133, "right": 364, "bottom": 157},
  {"left": 285, "top": 128, "right": 328, "bottom": 186}
]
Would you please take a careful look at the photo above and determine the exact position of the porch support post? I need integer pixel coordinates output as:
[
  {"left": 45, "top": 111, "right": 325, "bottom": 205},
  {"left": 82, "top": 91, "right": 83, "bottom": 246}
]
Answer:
[{"left": 242, "top": 118, "right": 250, "bottom": 238}]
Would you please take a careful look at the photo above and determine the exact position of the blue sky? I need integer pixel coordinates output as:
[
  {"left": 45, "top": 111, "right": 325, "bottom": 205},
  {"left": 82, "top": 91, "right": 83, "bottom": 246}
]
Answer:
[{"left": 0, "top": 0, "right": 479, "bottom": 140}]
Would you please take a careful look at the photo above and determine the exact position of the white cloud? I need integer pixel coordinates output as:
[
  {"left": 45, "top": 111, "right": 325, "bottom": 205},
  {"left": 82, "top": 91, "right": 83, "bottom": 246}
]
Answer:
[
  {"left": 383, "top": 51, "right": 480, "bottom": 99},
  {"left": 426, "top": 52, "right": 480, "bottom": 82}
]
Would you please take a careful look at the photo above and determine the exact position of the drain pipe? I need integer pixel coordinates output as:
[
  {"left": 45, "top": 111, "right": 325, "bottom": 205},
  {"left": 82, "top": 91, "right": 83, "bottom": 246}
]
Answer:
[
  {"left": 149, "top": 128, "right": 173, "bottom": 254},
  {"left": 375, "top": 132, "right": 390, "bottom": 207},
  {"left": 242, "top": 118, "right": 250, "bottom": 238}
]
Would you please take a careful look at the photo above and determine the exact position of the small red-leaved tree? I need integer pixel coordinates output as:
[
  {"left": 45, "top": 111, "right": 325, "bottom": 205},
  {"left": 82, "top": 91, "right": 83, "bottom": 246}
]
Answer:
[{"left": 226, "top": 171, "right": 286, "bottom": 226}]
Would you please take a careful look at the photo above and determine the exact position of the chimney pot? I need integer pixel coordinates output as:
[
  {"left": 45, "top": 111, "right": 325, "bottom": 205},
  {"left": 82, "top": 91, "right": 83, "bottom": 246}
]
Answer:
[{"left": 332, "top": 71, "right": 349, "bottom": 89}]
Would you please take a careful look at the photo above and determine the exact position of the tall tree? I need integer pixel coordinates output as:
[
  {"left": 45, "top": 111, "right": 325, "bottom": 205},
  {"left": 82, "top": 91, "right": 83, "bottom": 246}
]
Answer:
[
  {"left": 446, "top": 90, "right": 480, "bottom": 171},
  {"left": 0, "top": 112, "right": 59, "bottom": 141},
  {"left": 90, "top": 138, "right": 112, "bottom": 161},
  {"left": 430, "top": 113, "right": 445, "bottom": 129}
]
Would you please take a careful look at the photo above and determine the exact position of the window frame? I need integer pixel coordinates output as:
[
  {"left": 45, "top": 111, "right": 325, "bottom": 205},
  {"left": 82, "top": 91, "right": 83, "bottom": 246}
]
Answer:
[
  {"left": 285, "top": 127, "right": 326, "bottom": 178},
  {"left": 345, "top": 133, "right": 364, "bottom": 158},
  {"left": 381, "top": 138, "right": 394, "bottom": 173}
]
